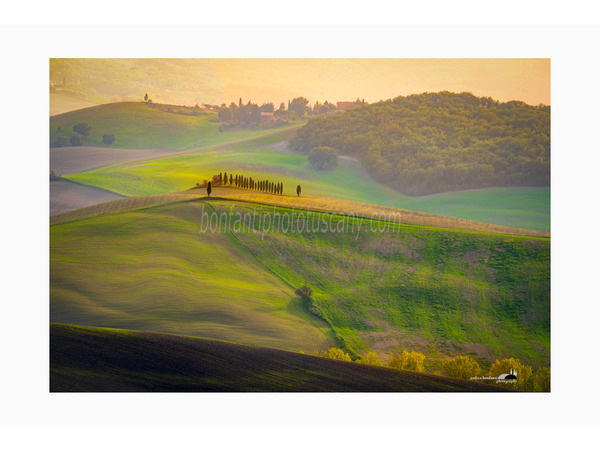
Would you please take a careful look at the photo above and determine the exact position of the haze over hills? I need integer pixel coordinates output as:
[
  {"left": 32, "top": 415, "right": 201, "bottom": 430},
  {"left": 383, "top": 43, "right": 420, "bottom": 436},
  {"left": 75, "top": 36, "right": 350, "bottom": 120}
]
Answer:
[
  {"left": 50, "top": 58, "right": 550, "bottom": 114},
  {"left": 48, "top": 62, "right": 551, "bottom": 391}
]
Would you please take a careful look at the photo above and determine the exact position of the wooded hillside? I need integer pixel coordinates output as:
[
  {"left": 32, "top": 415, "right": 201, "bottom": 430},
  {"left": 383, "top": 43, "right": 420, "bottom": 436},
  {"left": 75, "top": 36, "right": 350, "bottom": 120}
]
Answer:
[{"left": 291, "top": 92, "right": 550, "bottom": 195}]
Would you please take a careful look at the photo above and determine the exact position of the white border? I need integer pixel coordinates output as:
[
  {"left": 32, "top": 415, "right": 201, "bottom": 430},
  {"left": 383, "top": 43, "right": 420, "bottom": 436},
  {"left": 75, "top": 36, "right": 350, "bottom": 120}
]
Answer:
[{"left": 1, "top": 21, "right": 599, "bottom": 440}]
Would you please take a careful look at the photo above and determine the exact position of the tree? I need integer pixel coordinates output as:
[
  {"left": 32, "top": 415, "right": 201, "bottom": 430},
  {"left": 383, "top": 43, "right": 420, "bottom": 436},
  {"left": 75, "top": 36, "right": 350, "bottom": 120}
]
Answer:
[
  {"left": 102, "top": 134, "right": 115, "bottom": 147},
  {"left": 207, "top": 181, "right": 212, "bottom": 197},
  {"left": 224, "top": 172, "right": 228, "bottom": 185},
  {"left": 144, "top": 93, "right": 148, "bottom": 102},
  {"left": 443, "top": 355, "right": 481, "bottom": 380},
  {"left": 52, "top": 136, "right": 69, "bottom": 148},
  {"left": 250, "top": 104, "right": 261, "bottom": 125},
  {"left": 289, "top": 97, "right": 310, "bottom": 119},
  {"left": 308, "top": 146, "right": 338, "bottom": 170},
  {"left": 69, "top": 134, "right": 83, "bottom": 146},
  {"left": 388, "top": 350, "right": 426, "bottom": 372},
  {"left": 72, "top": 122, "right": 92, "bottom": 140},
  {"left": 358, "top": 351, "right": 382, "bottom": 366},
  {"left": 296, "top": 185, "right": 301, "bottom": 197},
  {"left": 295, "top": 285, "right": 313, "bottom": 300}
]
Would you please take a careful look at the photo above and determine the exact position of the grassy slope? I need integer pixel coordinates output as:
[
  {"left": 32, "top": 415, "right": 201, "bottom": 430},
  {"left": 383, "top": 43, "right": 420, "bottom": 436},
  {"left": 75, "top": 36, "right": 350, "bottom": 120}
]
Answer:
[
  {"left": 51, "top": 198, "right": 549, "bottom": 368},
  {"left": 50, "top": 200, "right": 335, "bottom": 353},
  {"left": 63, "top": 123, "right": 550, "bottom": 231},
  {"left": 50, "top": 323, "right": 509, "bottom": 392},
  {"left": 49, "top": 101, "right": 302, "bottom": 149},
  {"left": 217, "top": 201, "right": 550, "bottom": 368}
]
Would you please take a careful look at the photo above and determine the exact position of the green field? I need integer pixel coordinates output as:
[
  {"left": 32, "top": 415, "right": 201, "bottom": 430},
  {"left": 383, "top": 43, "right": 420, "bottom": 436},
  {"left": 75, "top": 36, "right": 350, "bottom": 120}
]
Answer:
[
  {"left": 50, "top": 198, "right": 550, "bottom": 367},
  {"left": 50, "top": 101, "right": 303, "bottom": 149},
  {"left": 62, "top": 124, "right": 550, "bottom": 231},
  {"left": 50, "top": 199, "right": 335, "bottom": 353},
  {"left": 50, "top": 323, "right": 509, "bottom": 392}
]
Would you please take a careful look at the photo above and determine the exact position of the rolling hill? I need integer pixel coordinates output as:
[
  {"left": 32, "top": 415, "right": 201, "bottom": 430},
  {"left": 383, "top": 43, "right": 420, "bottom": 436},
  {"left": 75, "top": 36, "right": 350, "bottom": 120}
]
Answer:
[
  {"left": 54, "top": 107, "right": 549, "bottom": 231},
  {"left": 50, "top": 323, "right": 510, "bottom": 392},
  {"left": 50, "top": 199, "right": 335, "bottom": 353},
  {"left": 291, "top": 91, "right": 550, "bottom": 195},
  {"left": 50, "top": 197, "right": 550, "bottom": 369},
  {"left": 49, "top": 101, "right": 302, "bottom": 149}
]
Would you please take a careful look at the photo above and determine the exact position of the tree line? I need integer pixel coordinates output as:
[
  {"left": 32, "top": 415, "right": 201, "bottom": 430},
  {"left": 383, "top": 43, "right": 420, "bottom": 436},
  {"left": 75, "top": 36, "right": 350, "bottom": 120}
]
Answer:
[
  {"left": 206, "top": 171, "right": 285, "bottom": 196},
  {"left": 51, "top": 122, "right": 115, "bottom": 148},
  {"left": 291, "top": 91, "right": 550, "bottom": 195},
  {"left": 297, "top": 283, "right": 548, "bottom": 391},
  {"left": 314, "top": 347, "right": 550, "bottom": 392},
  {"left": 204, "top": 96, "right": 344, "bottom": 127}
]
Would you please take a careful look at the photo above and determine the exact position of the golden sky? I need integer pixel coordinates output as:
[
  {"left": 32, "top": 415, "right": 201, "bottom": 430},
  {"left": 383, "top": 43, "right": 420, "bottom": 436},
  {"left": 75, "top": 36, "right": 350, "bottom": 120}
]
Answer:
[
  {"left": 208, "top": 58, "right": 550, "bottom": 106},
  {"left": 50, "top": 58, "right": 551, "bottom": 107}
]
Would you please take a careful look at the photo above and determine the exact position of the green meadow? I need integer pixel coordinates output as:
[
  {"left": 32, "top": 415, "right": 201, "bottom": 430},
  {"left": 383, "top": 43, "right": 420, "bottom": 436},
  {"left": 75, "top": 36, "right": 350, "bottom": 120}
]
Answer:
[
  {"left": 64, "top": 127, "right": 550, "bottom": 231},
  {"left": 50, "top": 198, "right": 549, "bottom": 367}
]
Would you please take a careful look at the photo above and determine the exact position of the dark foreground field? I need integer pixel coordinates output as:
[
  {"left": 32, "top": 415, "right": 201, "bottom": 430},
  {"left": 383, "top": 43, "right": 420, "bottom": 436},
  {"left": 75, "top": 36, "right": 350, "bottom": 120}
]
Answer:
[{"left": 50, "top": 324, "right": 510, "bottom": 392}]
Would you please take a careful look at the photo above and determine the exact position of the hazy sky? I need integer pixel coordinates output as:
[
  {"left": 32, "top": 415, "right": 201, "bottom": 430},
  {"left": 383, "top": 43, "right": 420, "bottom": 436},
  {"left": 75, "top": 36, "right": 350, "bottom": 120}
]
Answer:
[
  {"left": 50, "top": 58, "right": 551, "bottom": 107},
  {"left": 209, "top": 58, "right": 550, "bottom": 106}
]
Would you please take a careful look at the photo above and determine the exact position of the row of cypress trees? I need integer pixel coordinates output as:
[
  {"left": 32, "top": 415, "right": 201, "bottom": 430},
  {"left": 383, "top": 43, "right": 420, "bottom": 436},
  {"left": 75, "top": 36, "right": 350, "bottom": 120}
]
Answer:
[{"left": 220, "top": 172, "right": 284, "bottom": 195}]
